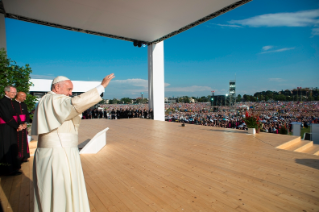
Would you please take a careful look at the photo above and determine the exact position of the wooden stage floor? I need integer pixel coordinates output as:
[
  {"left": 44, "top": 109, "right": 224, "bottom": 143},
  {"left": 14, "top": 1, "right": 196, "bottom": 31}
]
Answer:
[{"left": 1, "top": 119, "right": 319, "bottom": 212}]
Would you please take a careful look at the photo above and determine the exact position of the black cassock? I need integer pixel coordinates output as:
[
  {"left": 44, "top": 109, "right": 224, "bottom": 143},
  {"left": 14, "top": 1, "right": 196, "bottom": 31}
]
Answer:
[
  {"left": 12, "top": 100, "right": 30, "bottom": 162},
  {"left": 0, "top": 97, "right": 21, "bottom": 175}
]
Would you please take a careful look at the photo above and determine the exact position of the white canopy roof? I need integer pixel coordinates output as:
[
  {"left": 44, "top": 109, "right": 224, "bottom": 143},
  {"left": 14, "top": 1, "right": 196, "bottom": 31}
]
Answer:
[
  {"left": 1, "top": 0, "right": 251, "bottom": 44},
  {"left": 30, "top": 79, "right": 101, "bottom": 93}
]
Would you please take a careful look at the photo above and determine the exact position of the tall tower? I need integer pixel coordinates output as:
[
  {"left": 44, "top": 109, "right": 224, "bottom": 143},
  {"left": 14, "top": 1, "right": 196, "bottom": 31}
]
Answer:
[{"left": 229, "top": 80, "right": 236, "bottom": 106}]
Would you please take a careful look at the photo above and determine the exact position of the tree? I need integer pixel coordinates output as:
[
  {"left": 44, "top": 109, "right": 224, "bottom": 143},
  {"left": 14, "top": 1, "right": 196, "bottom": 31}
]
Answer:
[
  {"left": 109, "top": 98, "right": 118, "bottom": 104},
  {"left": 120, "top": 97, "right": 131, "bottom": 104},
  {"left": 265, "top": 96, "right": 269, "bottom": 101},
  {"left": 236, "top": 94, "right": 242, "bottom": 102},
  {"left": 191, "top": 96, "right": 197, "bottom": 102},
  {"left": 243, "top": 94, "right": 249, "bottom": 101},
  {"left": 136, "top": 98, "right": 148, "bottom": 104},
  {"left": 183, "top": 96, "right": 189, "bottom": 103},
  {"left": 0, "top": 48, "right": 37, "bottom": 114},
  {"left": 198, "top": 96, "right": 208, "bottom": 102},
  {"left": 251, "top": 96, "right": 257, "bottom": 102},
  {"left": 276, "top": 94, "right": 286, "bottom": 101}
]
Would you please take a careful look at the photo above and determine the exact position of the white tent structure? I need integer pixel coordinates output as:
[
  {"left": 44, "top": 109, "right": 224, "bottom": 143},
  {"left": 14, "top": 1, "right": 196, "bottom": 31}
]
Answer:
[
  {"left": 0, "top": 0, "right": 251, "bottom": 121},
  {"left": 239, "top": 105, "right": 249, "bottom": 110},
  {"left": 29, "top": 79, "right": 102, "bottom": 100}
]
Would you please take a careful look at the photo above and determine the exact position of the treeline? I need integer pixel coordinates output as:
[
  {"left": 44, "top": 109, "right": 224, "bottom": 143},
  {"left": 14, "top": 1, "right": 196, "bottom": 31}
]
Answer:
[
  {"left": 168, "top": 88, "right": 319, "bottom": 103},
  {"left": 103, "top": 88, "right": 319, "bottom": 104},
  {"left": 244, "top": 88, "right": 319, "bottom": 102}
]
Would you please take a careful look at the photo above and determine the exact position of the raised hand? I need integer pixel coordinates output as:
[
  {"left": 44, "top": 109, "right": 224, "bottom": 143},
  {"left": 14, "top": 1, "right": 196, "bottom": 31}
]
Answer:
[{"left": 101, "top": 73, "right": 115, "bottom": 88}]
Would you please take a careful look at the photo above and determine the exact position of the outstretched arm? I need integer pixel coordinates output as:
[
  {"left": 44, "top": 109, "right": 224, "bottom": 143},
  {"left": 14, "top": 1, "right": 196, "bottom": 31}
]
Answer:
[{"left": 68, "top": 73, "right": 116, "bottom": 118}]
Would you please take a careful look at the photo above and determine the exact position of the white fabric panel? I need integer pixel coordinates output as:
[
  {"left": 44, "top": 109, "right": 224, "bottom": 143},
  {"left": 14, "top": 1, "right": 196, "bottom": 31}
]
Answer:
[
  {"left": 30, "top": 79, "right": 101, "bottom": 93},
  {"left": 79, "top": 127, "right": 109, "bottom": 154},
  {"left": 3, "top": 0, "right": 240, "bottom": 42},
  {"left": 148, "top": 41, "right": 164, "bottom": 121}
]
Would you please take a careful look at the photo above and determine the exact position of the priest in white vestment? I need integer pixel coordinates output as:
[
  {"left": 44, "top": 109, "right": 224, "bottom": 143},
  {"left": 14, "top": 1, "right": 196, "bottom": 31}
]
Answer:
[{"left": 31, "top": 74, "right": 115, "bottom": 212}]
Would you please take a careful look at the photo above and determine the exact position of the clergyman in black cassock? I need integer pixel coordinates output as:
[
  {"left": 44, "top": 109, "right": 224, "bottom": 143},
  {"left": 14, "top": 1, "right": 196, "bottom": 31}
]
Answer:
[
  {"left": 12, "top": 92, "right": 30, "bottom": 162},
  {"left": 0, "top": 86, "right": 23, "bottom": 175}
]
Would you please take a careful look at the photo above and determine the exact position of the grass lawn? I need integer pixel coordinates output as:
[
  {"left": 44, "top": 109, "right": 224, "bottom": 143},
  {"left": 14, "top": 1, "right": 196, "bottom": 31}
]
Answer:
[{"left": 289, "top": 127, "right": 311, "bottom": 137}]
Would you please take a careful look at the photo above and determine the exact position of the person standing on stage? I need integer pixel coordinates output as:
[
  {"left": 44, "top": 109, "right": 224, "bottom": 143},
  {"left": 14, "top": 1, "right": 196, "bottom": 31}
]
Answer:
[
  {"left": 111, "top": 108, "right": 115, "bottom": 119},
  {"left": 149, "top": 108, "right": 153, "bottom": 119},
  {"left": 0, "top": 86, "right": 25, "bottom": 176},
  {"left": 103, "top": 109, "right": 107, "bottom": 119},
  {"left": 12, "top": 92, "right": 30, "bottom": 163},
  {"left": 32, "top": 74, "right": 115, "bottom": 212}
]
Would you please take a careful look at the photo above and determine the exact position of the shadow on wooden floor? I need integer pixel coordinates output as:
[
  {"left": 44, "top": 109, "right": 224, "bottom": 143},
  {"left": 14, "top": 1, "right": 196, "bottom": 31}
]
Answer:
[
  {"left": 0, "top": 171, "right": 32, "bottom": 212},
  {"left": 295, "top": 158, "right": 319, "bottom": 170}
]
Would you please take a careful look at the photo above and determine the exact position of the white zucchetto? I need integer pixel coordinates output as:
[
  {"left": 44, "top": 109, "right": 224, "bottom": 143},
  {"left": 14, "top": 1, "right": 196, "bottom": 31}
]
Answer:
[{"left": 51, "top": 76, "right": 70, "bottom": 85}]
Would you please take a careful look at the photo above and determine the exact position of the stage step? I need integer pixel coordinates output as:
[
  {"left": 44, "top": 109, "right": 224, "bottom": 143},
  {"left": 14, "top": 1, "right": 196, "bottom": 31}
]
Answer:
[
  {"left": 293, "top": 141, "right": 313, "bottom": 152},
  {"left": 276, "top": 137, "right": 319, "bottom": 156},
  {"left": 284, "top": 140, "right": 312, "bottom": 151},
  {"left": 276, "top": 137, "right": 301, "bottom": 150},
  {"left": 302, "top": 145, "right": 319, "bottom": 156}
]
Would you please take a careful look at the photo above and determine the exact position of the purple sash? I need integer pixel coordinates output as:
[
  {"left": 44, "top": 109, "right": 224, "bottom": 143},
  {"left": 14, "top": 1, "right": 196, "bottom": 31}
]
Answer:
[{"left": 0, "top": 114, "right": 26, "bottom": 124}]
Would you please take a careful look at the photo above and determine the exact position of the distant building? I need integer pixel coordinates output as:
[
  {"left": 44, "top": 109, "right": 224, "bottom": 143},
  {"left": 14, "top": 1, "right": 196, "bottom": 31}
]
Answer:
[
  {"left": 30, "top": 79, "right": 103, "bottom": 101},
  {"left": 165, "top": 97, "right": 177, "bottom": 103},
  {"left": 229, "top": 80, "right": 236, "bottom": 105},
  {"left": 211, "top": 95, "right": 227, "bottom": 106}
]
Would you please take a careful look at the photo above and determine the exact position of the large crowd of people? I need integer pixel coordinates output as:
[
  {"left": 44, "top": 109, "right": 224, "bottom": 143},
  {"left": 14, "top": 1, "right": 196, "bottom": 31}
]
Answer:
[
  {"left": 166, "top": 101, "right": 319, "bottom": 133},
  {"left": 82, "top": 104, "right": 153, "bottom": 119},
  {"left": 87, "top": 101, "right": 319, "bottom": 134}
]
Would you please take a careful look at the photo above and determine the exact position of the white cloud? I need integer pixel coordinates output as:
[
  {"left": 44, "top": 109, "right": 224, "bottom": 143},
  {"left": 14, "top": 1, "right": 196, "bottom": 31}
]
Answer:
[
  {"left": 262, "top": 46, "right": 274, "bottom": 51},
  {"left": 112, "top": 78, "right": 170, "bottom": 88},
  {"left": 31, "top": 74, "right": 55, "bottom": 79},
  {"left": 228, "top": 9, "right": 319, "bottom": 37},
  {"left": 312, "top": 27, "right": 319, "bottom": 36},
  {"left": 112, "top": 78, "right": 148, "bottom": 88},
  {"left": 229, "top": 9, "right": 319, "bottom": 27},
  {"left": 269, "top": 78, "right": 285, "bottom": 82},
  {"left": 260, "top": 47, "right": 295, "bottom": 54},
  {"left": 105, "top": 78, "right": 172, "bottom": 98},
  {"left": 165, "top": 85, "right": 213, "bottom": 92},
  {"left": 216, "top": 24, "right": 241, "bottom": 28}
]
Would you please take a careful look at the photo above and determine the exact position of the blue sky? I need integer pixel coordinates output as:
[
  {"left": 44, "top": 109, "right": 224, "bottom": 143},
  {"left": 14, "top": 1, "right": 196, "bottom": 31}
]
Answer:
[{"left": 5, "top": 0, "right": 319, "bottom": 99}]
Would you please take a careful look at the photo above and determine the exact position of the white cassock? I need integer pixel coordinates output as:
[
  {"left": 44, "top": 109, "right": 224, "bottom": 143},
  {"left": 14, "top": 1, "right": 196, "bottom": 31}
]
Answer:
[{"left": 31, "top": 86, "right": 103, "bottom": 212}]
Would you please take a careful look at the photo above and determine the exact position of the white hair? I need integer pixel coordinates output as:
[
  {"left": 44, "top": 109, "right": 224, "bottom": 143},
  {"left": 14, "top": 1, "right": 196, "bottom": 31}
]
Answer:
[
  {"left": 51, "top": 81, "right": 66, "bottom": 91},
  {"left": 4, "top": 85, "right": 15, "bottom": 92}
]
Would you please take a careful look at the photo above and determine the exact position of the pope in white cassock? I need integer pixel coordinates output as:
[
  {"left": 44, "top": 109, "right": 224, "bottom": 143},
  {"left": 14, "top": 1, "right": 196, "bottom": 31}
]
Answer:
[{"left": 31, "top": 74, "right": 115, "bottom": 212}]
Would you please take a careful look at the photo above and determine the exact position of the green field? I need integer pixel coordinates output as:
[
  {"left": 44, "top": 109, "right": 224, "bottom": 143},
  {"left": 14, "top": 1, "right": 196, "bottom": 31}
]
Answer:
[{"left": 289, "top": 127, "right": 311, "bottom": 137}]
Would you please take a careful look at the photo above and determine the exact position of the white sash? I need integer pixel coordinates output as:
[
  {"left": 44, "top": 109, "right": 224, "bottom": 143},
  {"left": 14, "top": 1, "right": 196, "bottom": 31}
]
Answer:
[{"left": 38, "top": 133, "right": 78, "bottom": 148}]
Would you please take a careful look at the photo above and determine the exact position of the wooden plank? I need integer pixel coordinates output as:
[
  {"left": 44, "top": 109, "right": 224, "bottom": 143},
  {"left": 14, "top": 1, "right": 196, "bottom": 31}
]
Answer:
[
  {"left": 18, "top": 161, "right": 31, "bottom": 212},
  {"left": 7, "top": 174, "right": 22, "bottom": 212},
  {"left": 0, "top": 176, "right": 13, "bottom": 212},
  {"left": 107, "top": 139, "right": 310, "bottom": 212},
  {"left": 78, "top": 119, "right": 319, "bottom": 211},
  {"left": 29, "top": 157, "right": 34, "bottom": 212},
  {"left": 4, "top": 119, "right": 319, "bottom": 212}
]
